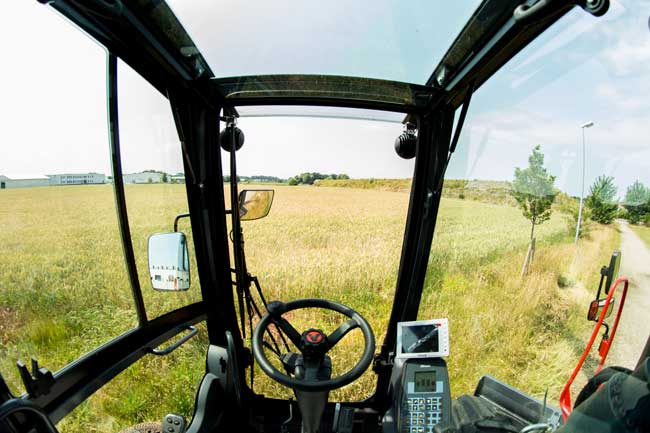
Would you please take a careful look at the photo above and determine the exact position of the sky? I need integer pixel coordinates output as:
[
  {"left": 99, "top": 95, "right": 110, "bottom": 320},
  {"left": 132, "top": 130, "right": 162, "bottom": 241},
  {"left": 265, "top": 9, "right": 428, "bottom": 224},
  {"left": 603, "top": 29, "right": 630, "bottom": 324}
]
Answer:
[{"left": 1, "top": 0, "right": 649, "bottom": 198}]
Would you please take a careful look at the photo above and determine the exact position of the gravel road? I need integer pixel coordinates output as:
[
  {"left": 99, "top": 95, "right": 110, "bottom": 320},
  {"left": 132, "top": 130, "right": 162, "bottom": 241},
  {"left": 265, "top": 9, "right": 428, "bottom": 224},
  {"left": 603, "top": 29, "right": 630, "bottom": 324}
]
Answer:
[{"left": 606, "top": 221, "right": 650, "bottom": 369}]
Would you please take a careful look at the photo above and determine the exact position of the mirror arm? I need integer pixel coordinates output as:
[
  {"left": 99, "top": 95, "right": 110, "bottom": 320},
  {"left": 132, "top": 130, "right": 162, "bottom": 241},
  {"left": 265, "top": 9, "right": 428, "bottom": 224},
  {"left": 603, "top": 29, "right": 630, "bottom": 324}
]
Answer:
[
  {"left": 595, "top": 267, "right": 606, "bottom": 299},
  {"left": 173, "top": 212, "right": 191, "bottom": 232},
  {"left": 226, "top": 118, "right": 249, "bottom": 337},
  {"left": 601, "top": 321, "right": 610, "bottom": 339}
]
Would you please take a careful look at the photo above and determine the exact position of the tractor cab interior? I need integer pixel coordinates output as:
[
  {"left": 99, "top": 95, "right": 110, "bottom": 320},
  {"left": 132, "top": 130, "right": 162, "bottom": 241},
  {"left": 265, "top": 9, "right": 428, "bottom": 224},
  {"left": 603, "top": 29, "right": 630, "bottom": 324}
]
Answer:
[{"left": 2, "top": 1, "right": 650, "bottom": 433}]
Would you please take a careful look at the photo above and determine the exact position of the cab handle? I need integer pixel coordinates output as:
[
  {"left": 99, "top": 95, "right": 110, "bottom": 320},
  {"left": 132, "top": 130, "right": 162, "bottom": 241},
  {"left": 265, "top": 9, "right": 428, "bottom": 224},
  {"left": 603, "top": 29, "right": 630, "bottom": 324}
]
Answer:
[{"left": 149, "top": 325, "right": 198, "bottom": 356}]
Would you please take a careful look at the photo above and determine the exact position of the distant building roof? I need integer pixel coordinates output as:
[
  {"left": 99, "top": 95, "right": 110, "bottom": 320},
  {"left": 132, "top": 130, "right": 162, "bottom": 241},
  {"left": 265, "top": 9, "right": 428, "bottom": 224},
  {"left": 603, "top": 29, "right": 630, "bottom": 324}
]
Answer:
[
  {"left": 2, "top": 175, "right": 49, "bottom": 181},
  {"left": 45, "top": 173, "right": 104, "bottom": 177}
]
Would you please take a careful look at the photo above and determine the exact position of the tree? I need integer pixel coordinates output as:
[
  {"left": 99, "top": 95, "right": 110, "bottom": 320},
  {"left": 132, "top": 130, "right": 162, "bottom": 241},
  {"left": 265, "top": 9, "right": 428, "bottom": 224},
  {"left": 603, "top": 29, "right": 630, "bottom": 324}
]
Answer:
[
  {"left": 287, "top": 172, "right": 350, "bottom": 185},
  {"left": 511, "top": 145, "right": 557, "bottom": 240},
  {"left": 300, "top": 173, "right": 314, "bottom": 185},
  {"left": 623, "top": 180, "right": 650, "bottom": 224},
  {"left": 586, "top": 175, "right": 618, "bottom": 224},
  {"left": 161, "top": 173, "right": 168, "bottom": 183}
]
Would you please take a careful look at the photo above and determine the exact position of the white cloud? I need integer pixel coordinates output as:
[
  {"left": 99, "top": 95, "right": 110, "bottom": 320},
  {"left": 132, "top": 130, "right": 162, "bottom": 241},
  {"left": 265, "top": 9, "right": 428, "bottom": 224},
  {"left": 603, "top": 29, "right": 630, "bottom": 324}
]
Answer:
[{"left": 597, "top": 0, "right": 650, "bottom": 76}]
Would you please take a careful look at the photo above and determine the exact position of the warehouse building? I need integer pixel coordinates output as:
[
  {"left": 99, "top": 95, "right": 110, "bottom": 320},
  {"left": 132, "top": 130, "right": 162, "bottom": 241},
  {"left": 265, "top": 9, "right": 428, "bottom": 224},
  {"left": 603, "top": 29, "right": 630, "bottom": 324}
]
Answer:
[
  {"left": 0, "top": 175, "right": 49, "bottom": 189},
  {"left": 123, "top": 171, "right": 166, "bottom": 184},
  {"left": 47, "top": 173, "right": 105, "bottom": 185},
  {"left": 0, "top": 173, "right": 105, "bottom": 189},
  {"left": 170, "top": 173, "right": 185, "bottom": 183}
]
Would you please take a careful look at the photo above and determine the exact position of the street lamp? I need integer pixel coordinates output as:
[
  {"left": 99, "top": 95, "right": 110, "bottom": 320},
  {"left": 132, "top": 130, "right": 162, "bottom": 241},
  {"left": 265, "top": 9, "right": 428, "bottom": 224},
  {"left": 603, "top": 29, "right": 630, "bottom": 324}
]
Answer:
[{"left": 575, "top": 121, "right": 594, "bottom": 244}]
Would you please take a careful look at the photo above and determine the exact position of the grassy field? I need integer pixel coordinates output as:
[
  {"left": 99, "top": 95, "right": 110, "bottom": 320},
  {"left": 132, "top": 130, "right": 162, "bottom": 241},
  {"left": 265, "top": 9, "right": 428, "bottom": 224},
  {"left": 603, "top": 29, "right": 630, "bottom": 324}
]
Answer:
[
  {"left": 0, "top": 184, "right": 618, "bottom": 432},
  {"left": 315, "top": 178, "right": 516, "bottom": 206},
  {"left": 629, "top": 224, "right": 650, "bottom": 248}
]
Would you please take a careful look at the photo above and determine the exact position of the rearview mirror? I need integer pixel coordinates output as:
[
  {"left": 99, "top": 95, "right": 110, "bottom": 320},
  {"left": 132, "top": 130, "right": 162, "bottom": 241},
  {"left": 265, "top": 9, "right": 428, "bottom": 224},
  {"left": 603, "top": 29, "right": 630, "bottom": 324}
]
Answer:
[
  {"left": 587, "top": 297, "right": 615, "bottom": 322},
  {"left": 148, "top": 232, "right": 190, "bottom": 291},
  {"left": 239, "top": 189, "right": 274, "bottom": 221}
]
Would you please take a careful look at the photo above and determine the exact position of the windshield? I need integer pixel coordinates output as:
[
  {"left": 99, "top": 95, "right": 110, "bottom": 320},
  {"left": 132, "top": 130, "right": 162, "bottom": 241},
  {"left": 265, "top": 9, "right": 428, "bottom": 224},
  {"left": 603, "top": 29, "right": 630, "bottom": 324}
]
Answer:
[
  {"left": 222, "top": 113, "right": 413, "bottom": 400},
  {"left": 165, "top": 0, "right": 482, "bottom": 83}
]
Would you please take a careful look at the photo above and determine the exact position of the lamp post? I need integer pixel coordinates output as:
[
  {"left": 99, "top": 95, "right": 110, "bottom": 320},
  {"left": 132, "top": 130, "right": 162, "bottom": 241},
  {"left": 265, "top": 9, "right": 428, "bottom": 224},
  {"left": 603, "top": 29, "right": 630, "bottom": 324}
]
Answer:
[{"left": 575, "top": 121, "right": 594, "bottom": 244}]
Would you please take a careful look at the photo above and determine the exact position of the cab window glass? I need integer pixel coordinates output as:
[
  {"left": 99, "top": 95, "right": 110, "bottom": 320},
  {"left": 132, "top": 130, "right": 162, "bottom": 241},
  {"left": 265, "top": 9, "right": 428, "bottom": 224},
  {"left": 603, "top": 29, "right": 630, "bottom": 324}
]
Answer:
[
  {"left": 117, "top": 60, "right": 202, "bottom": 319},
  {"left": 0, "top": 2, "right": 136, "bottom": 395},
  {"left": 420, "top": 2, "right": 645, "bottom": 399}
]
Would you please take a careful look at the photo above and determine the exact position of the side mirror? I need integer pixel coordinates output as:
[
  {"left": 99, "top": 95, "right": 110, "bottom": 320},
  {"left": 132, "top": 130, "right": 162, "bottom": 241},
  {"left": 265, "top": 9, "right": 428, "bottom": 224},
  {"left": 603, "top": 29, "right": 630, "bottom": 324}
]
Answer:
[
  {"left": 148, "top": 232, "right": 190, "bottom": 291},
  {"left": 604, "top": 250, "right": 621, "bottom": 294},
  {"left": 587, "top": 297, "right": 615, "bottom": 321},
  {"left": 239, "top": 189, "right": 274, "bottom": 221}
]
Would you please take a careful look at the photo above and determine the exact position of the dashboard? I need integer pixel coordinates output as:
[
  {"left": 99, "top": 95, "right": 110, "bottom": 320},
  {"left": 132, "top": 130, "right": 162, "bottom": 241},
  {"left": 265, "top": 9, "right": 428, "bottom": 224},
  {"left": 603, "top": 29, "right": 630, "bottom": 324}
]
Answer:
[{"left": 383, "top": 319, "right": 452, "bottom": 433}]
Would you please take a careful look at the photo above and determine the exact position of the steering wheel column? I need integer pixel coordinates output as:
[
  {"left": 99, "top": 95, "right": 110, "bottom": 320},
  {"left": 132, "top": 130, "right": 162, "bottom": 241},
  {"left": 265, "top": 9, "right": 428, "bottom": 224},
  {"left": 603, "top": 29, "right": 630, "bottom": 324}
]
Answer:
[
  {"left": 252, "top": 299, "right": 375, "bottom": 433},
  {"left": 292, "top": 328, "right": 333, "bottom": 433}
]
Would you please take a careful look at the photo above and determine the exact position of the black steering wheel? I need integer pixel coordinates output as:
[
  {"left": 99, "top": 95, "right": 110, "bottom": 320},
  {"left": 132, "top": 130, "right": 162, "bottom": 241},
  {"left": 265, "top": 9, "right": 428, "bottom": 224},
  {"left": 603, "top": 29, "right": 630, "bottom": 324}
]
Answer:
[{"left": 252, "top": 298, "right": 375, "bottom": 392}]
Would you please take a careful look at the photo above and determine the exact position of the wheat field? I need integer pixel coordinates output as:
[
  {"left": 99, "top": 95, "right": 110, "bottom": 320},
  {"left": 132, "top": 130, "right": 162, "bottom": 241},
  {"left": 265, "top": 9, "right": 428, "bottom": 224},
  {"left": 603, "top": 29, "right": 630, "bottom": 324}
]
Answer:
[{"left": 0, "top": 184, "right": 617, "bottom": 432}]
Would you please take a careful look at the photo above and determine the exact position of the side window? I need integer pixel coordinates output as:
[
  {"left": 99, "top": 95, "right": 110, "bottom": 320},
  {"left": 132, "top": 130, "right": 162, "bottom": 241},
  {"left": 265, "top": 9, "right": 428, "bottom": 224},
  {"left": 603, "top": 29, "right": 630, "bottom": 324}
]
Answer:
[
  {"left": 117, "top": 60, "right": 203, "bottom": 318},
  {"left": 0, "top": 2, "right": 136, "bottom": 395}
]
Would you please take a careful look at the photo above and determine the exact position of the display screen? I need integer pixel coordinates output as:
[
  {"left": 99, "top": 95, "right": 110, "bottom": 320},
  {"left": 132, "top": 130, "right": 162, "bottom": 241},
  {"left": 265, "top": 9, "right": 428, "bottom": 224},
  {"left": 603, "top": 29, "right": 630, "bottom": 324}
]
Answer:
[
  {"left": 414, "top": 371, "right": 437, "bottom": 392},
  {"left": 400, "top": 324, "right": 440, "bottom": 354}
]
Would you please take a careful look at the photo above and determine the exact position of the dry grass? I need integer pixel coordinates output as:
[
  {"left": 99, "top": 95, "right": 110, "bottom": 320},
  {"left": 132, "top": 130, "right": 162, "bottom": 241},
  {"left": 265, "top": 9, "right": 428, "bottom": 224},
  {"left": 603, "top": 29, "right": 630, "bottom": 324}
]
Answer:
[
  {"left": 0, "top": 184, "right": 618, "bottom": 432},
  {"left": 629, "top": 224, "right": 650, "bottom": 248},
  {"left": 315, "top": 178, "right": 515, "bottom": 206}
]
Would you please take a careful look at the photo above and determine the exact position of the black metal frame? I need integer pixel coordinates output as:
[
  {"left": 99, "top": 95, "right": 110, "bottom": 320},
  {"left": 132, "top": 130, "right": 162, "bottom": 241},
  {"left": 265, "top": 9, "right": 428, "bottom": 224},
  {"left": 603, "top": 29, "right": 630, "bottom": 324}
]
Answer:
[
  {"left": 205, "top": 75, "right": 442, "bottom": 115},
  {"left": 108, "top": 53, "right": 148, "bottom": 325},
  {"left": 2, "top": 0, "right": 620, "bottom": 429}
]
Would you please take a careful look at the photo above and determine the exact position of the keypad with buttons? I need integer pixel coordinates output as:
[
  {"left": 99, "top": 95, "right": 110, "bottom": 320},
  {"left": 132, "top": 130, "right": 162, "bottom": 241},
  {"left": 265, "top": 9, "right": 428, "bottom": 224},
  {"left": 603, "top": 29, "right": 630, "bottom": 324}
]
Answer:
[{"left": 402, "top": 396, "right": 443, "bottom": 433}]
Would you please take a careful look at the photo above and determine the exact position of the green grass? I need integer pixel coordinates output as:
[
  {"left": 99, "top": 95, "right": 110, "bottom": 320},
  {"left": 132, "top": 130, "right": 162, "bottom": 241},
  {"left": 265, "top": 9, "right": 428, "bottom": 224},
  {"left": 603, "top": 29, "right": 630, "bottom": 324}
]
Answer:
[
  {"left": 0, "top": 184, "right": 618, "bottom": 432},
  {"left": 315, "top": 178, "right": 516, "bottom": 206},
  {"left": 629, "top": 224, "right": 650, "bottom": 248}
]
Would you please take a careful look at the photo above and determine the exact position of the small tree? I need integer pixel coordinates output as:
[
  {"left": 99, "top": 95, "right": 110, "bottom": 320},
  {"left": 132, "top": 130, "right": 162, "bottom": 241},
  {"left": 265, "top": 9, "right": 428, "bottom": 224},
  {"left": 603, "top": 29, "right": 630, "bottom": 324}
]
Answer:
[
  {"left": 586, "top": 175, "right": 618, "bottom": 224},
  {"left": 512, "top": 145, "right": 557, "bottom": 240},
  {"left": 623, "top": 180, "right": 650, "bottom": 224},
  {"left": 161, "top": 173, "right": 168, "bottom": 183},
  {"left": 288, "top": 177, "right": 298, "bottom": 186}
]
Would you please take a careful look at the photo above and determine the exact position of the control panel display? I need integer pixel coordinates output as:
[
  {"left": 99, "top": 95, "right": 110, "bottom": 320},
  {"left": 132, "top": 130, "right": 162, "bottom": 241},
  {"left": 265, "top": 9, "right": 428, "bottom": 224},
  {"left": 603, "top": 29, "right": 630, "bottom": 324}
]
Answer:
[
  {"left": 397, "top": 319, "right": 449, "bottom": 358},
  {"left": 414, "top": 371, "right": 437, "bottom": 393},
  {"left": 396, "top": 359, "right": 451, "bottom": 433}
]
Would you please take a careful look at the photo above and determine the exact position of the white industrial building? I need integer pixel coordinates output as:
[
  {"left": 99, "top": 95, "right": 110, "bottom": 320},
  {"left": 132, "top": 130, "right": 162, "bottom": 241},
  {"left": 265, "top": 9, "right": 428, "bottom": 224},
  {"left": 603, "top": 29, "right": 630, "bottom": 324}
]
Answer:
[
  {"left": 0, "top": 173, "right": 105, "bottom": 189},
  {"left": 47, "top": 173, "right": 105, "bottom": 185},
  {"left": 0, "top": 175, "right": 49, "bottom": 189},
  {"left": 123, "top": 171, "right": 166, "bottom": 184},
  {"left": 170, "top": 173, "right": 185, "bottom": 183},
  {"left": 0, "top": 171, "right": 180, "bottom": 188}
]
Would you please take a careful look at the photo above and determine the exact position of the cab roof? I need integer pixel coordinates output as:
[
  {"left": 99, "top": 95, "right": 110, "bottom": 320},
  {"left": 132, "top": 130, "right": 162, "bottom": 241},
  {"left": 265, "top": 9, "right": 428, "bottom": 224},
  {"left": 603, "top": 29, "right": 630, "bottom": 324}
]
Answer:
[{"left": 46, "top": 0, "right": 598, "bottom": 111}]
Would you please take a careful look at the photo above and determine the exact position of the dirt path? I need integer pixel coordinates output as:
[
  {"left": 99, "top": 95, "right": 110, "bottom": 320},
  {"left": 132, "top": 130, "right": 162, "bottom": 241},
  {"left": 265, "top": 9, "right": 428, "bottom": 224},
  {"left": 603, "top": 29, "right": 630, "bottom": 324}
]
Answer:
[{"left": 606, "top": 221, "right": 650, "bottom": 368}]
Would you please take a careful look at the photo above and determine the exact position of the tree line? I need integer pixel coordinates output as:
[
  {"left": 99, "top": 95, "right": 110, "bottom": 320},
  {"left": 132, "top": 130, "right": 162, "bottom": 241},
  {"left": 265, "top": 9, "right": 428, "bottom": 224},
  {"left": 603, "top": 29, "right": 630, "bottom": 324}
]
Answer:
[
  {"left": 287, "top": 173, "right": 350, "bottom": 185},
  {"left": 511, "top": 145, "right": 650, "bottom": 248},
  {"left": 223, "top": 175, "right": 285, "bottom": 183},
  {"left": 222, "top": 173, "right": 351, "bottom": 184}
]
